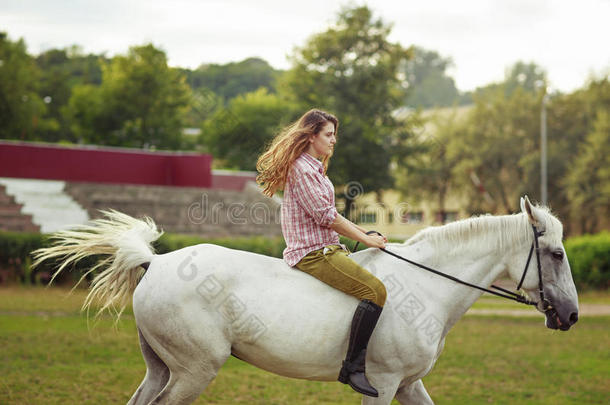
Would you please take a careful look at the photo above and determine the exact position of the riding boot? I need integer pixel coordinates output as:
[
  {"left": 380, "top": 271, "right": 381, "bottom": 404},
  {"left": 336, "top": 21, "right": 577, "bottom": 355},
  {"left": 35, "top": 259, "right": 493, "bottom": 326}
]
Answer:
[{"left": 338, "top": 299, "right": 383, "bottom": 397}]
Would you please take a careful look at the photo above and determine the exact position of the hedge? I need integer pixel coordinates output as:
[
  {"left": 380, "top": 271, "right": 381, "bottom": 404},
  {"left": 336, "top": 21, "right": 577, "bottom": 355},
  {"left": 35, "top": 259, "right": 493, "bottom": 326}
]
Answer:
[
  {"left": 565, "top": 231, "right": 610, "bottom": 290},
  {"left": 0, "top": 230, "right": 288, "bottom": 285},
  {"left": 0, "top": 231, "right": 48, "bottom": 284},
  {"left": 156, "top": 233, "right": 286, "bottom": 258},
  {"left": 2, "top": 229, "right": 606, "bottom": 289}
]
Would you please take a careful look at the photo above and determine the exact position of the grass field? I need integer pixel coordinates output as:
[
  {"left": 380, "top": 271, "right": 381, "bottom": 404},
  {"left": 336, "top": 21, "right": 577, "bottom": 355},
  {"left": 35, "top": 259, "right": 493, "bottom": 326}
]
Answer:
[{"left": 1, "top": 286, "right": 609, "bottom": 404}]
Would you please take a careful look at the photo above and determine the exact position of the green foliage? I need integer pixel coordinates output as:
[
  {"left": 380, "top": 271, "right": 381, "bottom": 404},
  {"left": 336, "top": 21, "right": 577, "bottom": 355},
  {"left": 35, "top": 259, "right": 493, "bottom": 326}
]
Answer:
[
  {"left": 395, "top": 109, "right": 465, "bottom": 215},
  {"left": 537, "top": 76, "right": 610, "bottom": 234},
  {"left": 402, "top": 46, "right": 462, "bottom": 108},
  {"left": 564, "top": 96, "right": 610, "bottom": 234},
  {"left": 156, "top": 233, "right": 286, "bottom": 258},
  {"left": 200, "top": 88, "right": 298, "bottom": 169},
  {"left": 1, "top": 25, "right": 609, "bottom": 235},
  {"left": 182, "top": 57, "right": 279, "bottom": 100},
  {"left": 0, "top": 231, "right": 47, "bottom": 284},
  {"left": 566, "top": 232, "right": 610, "bottom": 290},
  {"left": 34, "top": 46, "right": 106, "bottom": 142},
  {"left": 446, "top": 62, "right": 549, "bottom": 215},
  {"left": 473, "top": 61, "right": 547, "bottom": 97},
  {"left": 502, "top": 61, "right": 547, "bottom": 96},
  {"left": 279, "top": 5, "right": 415, "bottom": 216},
  {"left": 401, "top": 64, "right": 609, "bottom": 234},
  {"left": 447, "top": 64, "right": 547, "bottom": 214},
  {"left": 66, "top": 44, "right": 192, "bottom": 149},
  {"left": 183, "top": 87, "right": 224, "bottom": 130},
  {"left": 36, "top": 46, "right": 104, "bottom": 88},
  {"left": 0, "top": 230, "right": 286, "bottom": 286},
  {"left": 0, "top": 32, "right": 49, "bottom": 141},
  {"left": 0, "top": 229, "right": 401, "bottom": 287}
]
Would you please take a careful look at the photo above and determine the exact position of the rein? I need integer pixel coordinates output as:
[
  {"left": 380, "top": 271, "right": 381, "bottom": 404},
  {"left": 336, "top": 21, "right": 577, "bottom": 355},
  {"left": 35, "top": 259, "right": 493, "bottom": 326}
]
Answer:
[{"left": 353, "top": 225, "right": 550, "bottom": 309}]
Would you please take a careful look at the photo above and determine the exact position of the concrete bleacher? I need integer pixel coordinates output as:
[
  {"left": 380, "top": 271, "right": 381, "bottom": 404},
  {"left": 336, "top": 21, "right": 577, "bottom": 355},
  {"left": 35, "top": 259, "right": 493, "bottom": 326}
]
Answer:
[
  {"left": 0, "top": 141, "right": 281, "bottom": 237},
  {"left": 0, "top": 176, "right": 281, "bottom": 237},
  {"left": 0, "top": 183, "right": 40, "bottom": 233},
  {"left": 63, "top": 181, "right": 281, "bottom": 238},
  {"left": 0, "top": 178, "right": 88, "bottom": 233}
]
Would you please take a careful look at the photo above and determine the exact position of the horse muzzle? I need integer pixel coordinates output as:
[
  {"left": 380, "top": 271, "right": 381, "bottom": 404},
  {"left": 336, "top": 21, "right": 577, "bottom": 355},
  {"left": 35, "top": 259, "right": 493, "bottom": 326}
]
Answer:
[{"left": 544, "top": 307, "right": 578, "bottom": 331}]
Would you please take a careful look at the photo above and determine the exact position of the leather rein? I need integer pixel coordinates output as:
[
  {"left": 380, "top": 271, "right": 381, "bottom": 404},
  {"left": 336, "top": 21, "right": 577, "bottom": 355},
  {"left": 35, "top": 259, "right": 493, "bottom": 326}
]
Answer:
[{"left": 353, "top": 225, "right": 552, "bottom": 310}]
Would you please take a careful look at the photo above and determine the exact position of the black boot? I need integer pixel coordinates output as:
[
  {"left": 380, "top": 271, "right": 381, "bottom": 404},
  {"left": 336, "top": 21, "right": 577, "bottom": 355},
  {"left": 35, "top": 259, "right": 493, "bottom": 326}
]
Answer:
[{"left": 338, "top": 300, "right": 383, "bottom": 397}]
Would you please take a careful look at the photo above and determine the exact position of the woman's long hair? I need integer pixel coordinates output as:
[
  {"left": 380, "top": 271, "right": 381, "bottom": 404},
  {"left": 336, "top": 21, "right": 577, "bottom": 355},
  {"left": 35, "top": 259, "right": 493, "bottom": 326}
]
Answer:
[{"left": 256, "top": 109, "right": 338, "bottom": 197}]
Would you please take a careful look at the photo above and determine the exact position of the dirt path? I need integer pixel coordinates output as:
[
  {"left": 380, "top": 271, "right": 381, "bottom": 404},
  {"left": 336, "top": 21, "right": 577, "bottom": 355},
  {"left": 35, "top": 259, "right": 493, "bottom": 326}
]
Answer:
[{"left": 467, "top": 303, "right": 610, "bottom": 317}]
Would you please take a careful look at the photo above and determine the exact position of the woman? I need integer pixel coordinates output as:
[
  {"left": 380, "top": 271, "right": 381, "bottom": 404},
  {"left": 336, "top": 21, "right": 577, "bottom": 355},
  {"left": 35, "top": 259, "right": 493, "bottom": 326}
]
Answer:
[{"left": 256, "top": 109, "right": 387, "bottom": 397}]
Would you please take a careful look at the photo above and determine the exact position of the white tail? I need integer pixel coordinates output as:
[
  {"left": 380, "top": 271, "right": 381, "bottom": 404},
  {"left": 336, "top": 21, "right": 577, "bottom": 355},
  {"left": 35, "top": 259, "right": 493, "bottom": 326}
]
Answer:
[{"left": 32, "top": 209, "right": 163, "bottom": 320}]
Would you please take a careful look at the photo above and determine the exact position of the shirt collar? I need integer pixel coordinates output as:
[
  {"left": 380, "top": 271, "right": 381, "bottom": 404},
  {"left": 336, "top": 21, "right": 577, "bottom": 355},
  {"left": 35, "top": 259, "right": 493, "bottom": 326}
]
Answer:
[{"left": 300, "top": 152, "right": 325, "bottom": 174}]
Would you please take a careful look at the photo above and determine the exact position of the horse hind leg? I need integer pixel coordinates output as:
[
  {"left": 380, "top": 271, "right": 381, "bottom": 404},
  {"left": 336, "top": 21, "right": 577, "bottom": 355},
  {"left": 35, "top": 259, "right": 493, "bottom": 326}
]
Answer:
[
  {"left": 127, "top": 328, "right": 170, "bottom": 405},
  {"left": 144, "top": 327, "right": 232, "bottom": 405},
  {"left": 147, "top": 368, "right": 218, "bottom": 405},
  {"left": 147, "top": 351, "right": 230, "bottom": 405}
]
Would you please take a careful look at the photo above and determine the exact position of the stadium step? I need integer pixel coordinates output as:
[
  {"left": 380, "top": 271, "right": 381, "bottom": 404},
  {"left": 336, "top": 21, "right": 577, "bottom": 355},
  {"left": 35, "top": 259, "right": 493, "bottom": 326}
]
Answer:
[
  {"left": 0, "top": 178, "right": 89, "bottom": 234},
  {"left": 0, "top": 184, "right": 40, "bottom": 233}
]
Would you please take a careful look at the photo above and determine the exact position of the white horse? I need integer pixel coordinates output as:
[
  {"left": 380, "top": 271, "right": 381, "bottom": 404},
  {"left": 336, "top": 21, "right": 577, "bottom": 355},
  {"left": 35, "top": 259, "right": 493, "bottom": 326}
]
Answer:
[{"left": 32, "top": 196, "right": 579, "bottom": 404}]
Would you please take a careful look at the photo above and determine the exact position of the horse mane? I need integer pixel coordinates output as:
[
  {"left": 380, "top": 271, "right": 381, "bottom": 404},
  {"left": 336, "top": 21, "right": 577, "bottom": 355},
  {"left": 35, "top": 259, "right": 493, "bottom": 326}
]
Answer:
[{"left": 404, "top": 207, "right": 563, "bottom": 255}]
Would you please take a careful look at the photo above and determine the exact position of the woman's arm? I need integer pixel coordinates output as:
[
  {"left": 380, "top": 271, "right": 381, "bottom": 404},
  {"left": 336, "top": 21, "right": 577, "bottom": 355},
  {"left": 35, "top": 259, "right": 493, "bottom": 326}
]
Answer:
[
  {"left": 330, "top": 214, "right": 386, "bottom": 248},
  {"left": 341, "top": 216, "right": 387, "bottom": 243},
  {"left": 351, "top": 221, "right": 368, "bottom": 234}
]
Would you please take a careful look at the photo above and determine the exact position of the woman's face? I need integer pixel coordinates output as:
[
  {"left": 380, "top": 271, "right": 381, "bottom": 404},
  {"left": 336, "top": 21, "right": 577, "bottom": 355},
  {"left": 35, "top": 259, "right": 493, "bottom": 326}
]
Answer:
[{"left": 307, "top": 121, "right": 336, "bottom": 159}]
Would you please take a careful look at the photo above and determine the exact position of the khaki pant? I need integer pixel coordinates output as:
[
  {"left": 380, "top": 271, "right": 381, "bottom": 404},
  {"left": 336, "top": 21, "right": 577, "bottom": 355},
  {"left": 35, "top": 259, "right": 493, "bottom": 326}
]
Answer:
[{"left": 295, "top": 245, "right": 387, "bottom": 307}]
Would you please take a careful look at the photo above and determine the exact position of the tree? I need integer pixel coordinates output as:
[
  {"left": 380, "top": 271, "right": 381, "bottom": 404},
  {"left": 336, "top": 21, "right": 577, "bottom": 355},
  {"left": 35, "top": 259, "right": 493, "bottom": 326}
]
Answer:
[
  {"left": 183, "top": 86, "right": 224, "bottom": 129},
  {"left": 66, "top": 44, "right": 192, "bottom": 149},
  {"left": 472, "top": 61, "right": 547, "bottom": 99},
  {"left": 448, "top": 64, "right": 547, "bottom": 214},
  {"left": 564, "top": 110, "right": 610, "bottom": 233},
  {"left": 532, "top": 76, "right": 610, "bottom": 234},
  {"left": 183, "top": 57, "right": 279, "bottom": 101},
  {"left": 34, "top": 46, "right": 105, "bottom": 142},
  {"left": 0, "top": 32, "right": 47, "bottom": 140},
  {"left": 279, "top": 6, "right": 414, "bottom": 218},
  {"left": 402, "top": 47, "right": 462, "bottom": 108},
  {"left": 395, "top": 109, "right": 465, "bottom": 219},
  {"left": 201, "top": 88, "right": 297, "bottom": 170},
  {"left": 503, "top": 61, "right": 547, "bottom": 96}
]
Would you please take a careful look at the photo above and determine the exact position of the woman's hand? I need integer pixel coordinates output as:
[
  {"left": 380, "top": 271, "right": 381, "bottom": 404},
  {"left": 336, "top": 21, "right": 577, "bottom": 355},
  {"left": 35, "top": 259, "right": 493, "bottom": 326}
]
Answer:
[{"left": 365, "top": 234, "right": 387, "bottom": 249}]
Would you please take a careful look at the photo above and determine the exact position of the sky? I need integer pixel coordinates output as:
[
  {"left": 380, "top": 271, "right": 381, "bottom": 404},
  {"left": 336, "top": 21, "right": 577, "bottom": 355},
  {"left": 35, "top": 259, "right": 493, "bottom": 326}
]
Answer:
[{"left": 1, "top": 0, "right": 609, "bottom": 92}]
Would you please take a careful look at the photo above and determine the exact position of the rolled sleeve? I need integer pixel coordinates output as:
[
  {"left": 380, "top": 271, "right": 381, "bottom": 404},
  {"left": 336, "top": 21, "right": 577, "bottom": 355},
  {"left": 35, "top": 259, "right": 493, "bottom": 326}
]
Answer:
[{"left": 292, "top": 170, "right": 338, "bottom": 228}]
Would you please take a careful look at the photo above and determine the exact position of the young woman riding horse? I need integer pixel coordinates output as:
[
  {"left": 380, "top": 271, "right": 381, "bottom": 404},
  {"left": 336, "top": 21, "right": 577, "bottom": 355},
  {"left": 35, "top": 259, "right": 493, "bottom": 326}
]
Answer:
[{"left": 256, "top": 109, "right": 388, "bottom": 397}]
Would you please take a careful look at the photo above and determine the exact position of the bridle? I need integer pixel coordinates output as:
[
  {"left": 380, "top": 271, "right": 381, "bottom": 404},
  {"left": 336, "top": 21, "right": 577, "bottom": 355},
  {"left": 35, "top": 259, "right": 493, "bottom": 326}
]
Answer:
[
  {"left": 516, "top": 225, "right": 552, "bottom": 310},
  {"left": 354, "top": 225, "right": 552, "bottom": 310}
]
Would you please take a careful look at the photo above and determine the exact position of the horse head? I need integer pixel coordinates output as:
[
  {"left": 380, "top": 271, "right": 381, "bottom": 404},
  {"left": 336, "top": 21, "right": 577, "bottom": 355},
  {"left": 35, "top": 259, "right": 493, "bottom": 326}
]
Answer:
[{"left": 514, "top": 196, "right": 579, "bottom": 331}]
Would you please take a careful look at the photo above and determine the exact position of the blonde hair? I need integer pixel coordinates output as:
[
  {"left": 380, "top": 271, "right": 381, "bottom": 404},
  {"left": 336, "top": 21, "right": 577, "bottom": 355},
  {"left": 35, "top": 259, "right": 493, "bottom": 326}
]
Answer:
[{"left": 256, "top": 109, "right": 338, "bottom": 197}]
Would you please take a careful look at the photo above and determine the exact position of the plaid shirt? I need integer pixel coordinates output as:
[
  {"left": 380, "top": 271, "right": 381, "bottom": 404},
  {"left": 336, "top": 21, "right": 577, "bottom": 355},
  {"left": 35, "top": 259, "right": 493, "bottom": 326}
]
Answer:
[{"left": 281, "top": 152, "right": 341, "bottom": 266}]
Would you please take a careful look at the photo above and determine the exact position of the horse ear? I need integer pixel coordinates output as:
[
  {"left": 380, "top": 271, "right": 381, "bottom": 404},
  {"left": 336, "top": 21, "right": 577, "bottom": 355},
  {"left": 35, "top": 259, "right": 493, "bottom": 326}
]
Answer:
[{"left": 520, "top": 195, "right": 538, "bottom": 225}]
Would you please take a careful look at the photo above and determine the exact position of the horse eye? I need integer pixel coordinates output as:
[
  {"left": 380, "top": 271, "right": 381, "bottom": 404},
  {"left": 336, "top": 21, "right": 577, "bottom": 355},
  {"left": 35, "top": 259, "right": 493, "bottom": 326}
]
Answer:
[{"left": 552, "top": 250, "right": 564, "bottom": 261}]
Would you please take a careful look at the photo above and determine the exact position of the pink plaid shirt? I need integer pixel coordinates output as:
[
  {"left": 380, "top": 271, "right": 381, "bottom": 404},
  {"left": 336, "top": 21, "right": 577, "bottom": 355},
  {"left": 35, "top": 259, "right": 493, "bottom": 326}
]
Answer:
[{"left": 281, "top": 152, "right": 341, "bottom": 266}]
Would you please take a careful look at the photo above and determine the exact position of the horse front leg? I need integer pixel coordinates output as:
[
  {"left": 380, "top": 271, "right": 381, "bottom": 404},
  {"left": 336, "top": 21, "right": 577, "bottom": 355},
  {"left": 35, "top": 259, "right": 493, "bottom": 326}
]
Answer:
[
  {"left": 394, "top": 379, "right": 434, "bottom": 405},
  {"left": 359, "top": 374, "right": 401, "bottom": 405}
]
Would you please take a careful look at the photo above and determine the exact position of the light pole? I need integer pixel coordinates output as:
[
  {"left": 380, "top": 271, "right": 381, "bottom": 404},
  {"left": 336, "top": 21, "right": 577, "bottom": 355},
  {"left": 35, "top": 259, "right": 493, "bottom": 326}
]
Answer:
[{"left": 540, "top": 93, "right": 549, "bottom": 206}]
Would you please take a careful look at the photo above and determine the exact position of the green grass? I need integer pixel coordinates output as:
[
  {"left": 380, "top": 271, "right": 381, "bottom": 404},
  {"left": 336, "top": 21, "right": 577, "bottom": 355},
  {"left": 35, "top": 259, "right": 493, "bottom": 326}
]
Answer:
[{"left": 1, "top": 287, "right": 609, "bottom": 404}]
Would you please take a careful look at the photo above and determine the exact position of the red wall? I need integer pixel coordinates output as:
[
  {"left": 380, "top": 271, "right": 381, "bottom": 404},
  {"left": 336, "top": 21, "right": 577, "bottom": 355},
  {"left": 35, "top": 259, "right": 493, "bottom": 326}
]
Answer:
[{"left": 0, "top": 141, "right": 212, "bottom": 187}]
